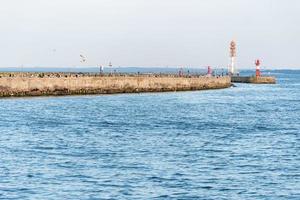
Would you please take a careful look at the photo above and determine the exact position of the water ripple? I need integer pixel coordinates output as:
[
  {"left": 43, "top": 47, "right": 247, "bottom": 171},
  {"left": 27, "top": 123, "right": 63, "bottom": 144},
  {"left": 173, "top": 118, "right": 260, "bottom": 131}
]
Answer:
[{"left": 0, "top": 71, "right": 299, "bottom": 199}]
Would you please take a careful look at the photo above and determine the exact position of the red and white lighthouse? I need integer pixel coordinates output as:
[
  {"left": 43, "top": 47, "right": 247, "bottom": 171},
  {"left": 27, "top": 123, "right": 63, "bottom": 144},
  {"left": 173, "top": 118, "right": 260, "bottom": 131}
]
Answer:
[
  {"left": 255, "top": 59, "right": 261, "bottom": 77},
  {"left": 207, "top": 66, "right": 212, "bottom": 76},
  {"left": 228, "top": 40, "right": 237, "bottom": 76}
]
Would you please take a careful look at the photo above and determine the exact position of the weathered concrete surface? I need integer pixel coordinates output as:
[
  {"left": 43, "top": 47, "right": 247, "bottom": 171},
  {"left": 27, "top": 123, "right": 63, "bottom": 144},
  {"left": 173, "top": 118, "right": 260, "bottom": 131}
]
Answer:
[
  {"left": 0, "top": 75, "right": 231, "bottom": 97},
  {"left": 231, "top": 76, "right": 276, "bottom": 84}
]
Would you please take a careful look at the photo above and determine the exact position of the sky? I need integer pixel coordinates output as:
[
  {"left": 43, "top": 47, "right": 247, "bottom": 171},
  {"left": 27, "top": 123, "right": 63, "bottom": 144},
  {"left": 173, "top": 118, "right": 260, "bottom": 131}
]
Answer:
[{"left": 0, "top": 0, "right": 299, "bottom": 69}]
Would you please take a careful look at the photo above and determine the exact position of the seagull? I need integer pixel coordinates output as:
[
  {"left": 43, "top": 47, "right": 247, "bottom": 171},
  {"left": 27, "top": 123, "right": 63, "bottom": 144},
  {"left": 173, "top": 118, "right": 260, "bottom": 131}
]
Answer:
[{"left": 80, "top": 55, "right": 87, "bottom": 63}]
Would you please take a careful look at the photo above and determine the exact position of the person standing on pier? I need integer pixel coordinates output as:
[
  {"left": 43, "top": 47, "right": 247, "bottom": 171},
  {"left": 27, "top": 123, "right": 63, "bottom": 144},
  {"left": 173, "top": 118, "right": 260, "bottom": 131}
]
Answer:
[{"left": 99, "top": 65, "right": 104, "bottom": 75}]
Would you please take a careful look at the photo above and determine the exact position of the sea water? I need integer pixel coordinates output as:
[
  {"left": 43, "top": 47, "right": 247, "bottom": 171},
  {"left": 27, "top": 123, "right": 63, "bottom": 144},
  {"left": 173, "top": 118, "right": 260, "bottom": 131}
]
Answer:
[{"left": 0, "top": 70, "right": 299, "bottom": 199}]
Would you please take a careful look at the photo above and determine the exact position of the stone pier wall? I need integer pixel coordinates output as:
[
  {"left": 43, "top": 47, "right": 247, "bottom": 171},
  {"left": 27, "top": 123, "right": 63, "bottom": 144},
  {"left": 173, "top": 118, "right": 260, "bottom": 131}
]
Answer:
[
  {"left": 231, "top": 76, "right": 276, "bottom": 84},
  {"left": 0, "top": 74, "right": 231, "bottom": 97}
]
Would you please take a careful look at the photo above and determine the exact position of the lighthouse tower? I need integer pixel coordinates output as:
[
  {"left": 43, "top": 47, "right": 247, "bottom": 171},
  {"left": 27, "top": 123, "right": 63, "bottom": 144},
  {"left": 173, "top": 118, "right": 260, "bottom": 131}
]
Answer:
[
  {"left": 229, "top": 40, "right": 237, "bottom": 76},
  {"left": 255, "top": 59, "right": 261, "bottom": 77}
]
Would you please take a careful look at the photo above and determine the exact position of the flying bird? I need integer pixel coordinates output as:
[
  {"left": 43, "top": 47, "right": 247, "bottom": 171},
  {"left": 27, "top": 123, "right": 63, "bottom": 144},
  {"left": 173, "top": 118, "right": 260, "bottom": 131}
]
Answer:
[{"left": 80, "top": 54, "right": 87, "bottom": 63}]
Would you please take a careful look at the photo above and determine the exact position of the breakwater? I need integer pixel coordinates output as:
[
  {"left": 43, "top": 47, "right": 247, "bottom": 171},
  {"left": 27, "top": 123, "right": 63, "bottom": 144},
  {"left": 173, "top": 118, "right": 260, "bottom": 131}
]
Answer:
[
  {"left": 0, "top": 73, "right": 231, "bottom": 97},
  {"left": 231, "top": 76, "right": 276, "bottom": 84}
]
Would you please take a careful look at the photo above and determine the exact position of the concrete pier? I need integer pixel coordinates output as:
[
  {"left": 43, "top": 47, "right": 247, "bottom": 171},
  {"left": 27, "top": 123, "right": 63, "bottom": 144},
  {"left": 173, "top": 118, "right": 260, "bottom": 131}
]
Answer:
[
  {"left": 0, "top": 73, "right": 231, "bottom": 97},
  {"left": 231, "top": 76, "right": 276, "bottom": 84}
]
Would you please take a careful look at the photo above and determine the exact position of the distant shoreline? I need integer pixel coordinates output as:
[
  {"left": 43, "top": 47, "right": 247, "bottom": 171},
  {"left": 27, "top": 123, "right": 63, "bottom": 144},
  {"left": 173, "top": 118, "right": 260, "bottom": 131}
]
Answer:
[{"left": 0, "top": 67, "right": 294, "bottom": 73}]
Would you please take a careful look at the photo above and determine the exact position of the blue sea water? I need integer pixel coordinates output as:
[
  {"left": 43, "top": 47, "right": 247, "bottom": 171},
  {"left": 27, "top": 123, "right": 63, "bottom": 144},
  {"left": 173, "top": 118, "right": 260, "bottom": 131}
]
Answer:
[{"left": 0, "top": 70, "right": 299, "bottom": 199}]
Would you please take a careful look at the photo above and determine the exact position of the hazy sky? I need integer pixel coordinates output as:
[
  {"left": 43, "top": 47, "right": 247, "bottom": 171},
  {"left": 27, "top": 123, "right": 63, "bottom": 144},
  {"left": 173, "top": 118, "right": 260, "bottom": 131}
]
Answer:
[{"left": 0, "top": 0, "right": 299, "bottom": 68}]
